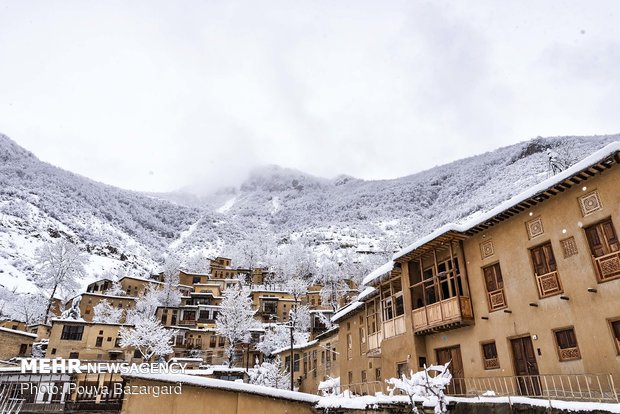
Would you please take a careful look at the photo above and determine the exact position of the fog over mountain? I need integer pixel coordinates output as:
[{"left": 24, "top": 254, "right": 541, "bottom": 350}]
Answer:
[{"left": 0, "top": 133, "right": 617, "bottom": 293}]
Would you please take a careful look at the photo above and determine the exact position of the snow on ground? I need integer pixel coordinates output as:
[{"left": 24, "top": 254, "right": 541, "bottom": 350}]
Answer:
[
  {"left": 169, "top": 218, "right": 202, "bottom": 250},
  {"left": 216, "top": 197, "right": 237, "bottom": 214},
  {"left": 270, "top": 196, "right": 281, "bottom": 215}
]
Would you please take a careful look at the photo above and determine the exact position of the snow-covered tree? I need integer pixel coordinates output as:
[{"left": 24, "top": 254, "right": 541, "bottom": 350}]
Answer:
[
  {"left": 270, "top": 242, "right": 316, "bottom": 285},
  {"left": 35, "top": 239, "right": 88, "bottom": 324},
  {"left": 119, "top": 316, "right": 177, "bottom": 361},
  {"left": 0, "top": 287, "right": 16, "bottom": 319},
  {"left": 249, "top": 357, "right": 290, "bottom": 390},
  {"left": 215, "top": 285, "right": 260, "bottom": 367},
  {"left": 159, "top": 256, "right": 181, "bottom": 308},
  {"left": 386, "top": 362, "right": 452, "bottom": 414},
  {"left": 92, "top": 299, "right": 123, "bottom": 324},
  {"left": 8, "top": 293, "right": 47, "bottom": 325},
  {"left": 104, "top": 279, "right": 125, "bottom": 296},
  {"left": 60, "top": 296, "right": 82, "bottom": 320},
  {"left": 289, "top": 304, "right": 311, "bottom": 344},
  {"left": 316, "top": 254, "right": 349, "bottom": 311},
  {"left": 125, "top": 286, "right": 162, "bottom": 324},
  {"left": 256, "top": 324, "right": 290, "bottom": 357}
]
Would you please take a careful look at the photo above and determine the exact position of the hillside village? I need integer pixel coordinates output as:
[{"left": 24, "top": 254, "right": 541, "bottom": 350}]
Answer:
[{"left": 1, "top": 141, "right": 619, "bottom": 412}]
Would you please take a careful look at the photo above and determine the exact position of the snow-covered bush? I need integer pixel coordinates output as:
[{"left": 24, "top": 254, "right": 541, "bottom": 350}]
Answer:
[
  {"left": 386, "top": 362, "right": 452, "bottom": 414},
  {"left": 93, "top": 299, "right": 123, "bottom": 324},
  {"left": 249, "top": 357, "right": 290, "bottom": 390}
]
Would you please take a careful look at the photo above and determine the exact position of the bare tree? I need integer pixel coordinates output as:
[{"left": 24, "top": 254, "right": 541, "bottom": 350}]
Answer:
[{"left": 35, "top": 239, "right": 88, "bottom": 324}]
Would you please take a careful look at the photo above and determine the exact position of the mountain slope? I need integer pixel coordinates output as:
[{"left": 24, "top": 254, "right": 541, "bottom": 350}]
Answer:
[{"left": 1, "top": 133, "right": 618, "bottom": 293}]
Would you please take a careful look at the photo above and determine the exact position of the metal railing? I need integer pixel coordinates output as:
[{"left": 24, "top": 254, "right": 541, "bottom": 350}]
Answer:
[
  {"left": 449, "top": 373, "right": 618, "bottom": 403},
  {"left": 337, "top": 374, "right": 619, "bottom": 403}
]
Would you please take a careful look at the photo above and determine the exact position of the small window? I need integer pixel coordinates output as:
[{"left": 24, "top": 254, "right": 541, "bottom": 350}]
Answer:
[
  {"left": 19, "top": 344, "right": 28, "bottom": 356},
  {"left": 209, "top": 336, "right": 217, "bottom": 347},
  {"left": 134, "top": 349, "right": 142, "bottom": 358},
  {"left": 375, "top": 367, "right": 381, "bottom": 381},
  {"left": 218, "top": 336, "right": 225, "bottom": 347},
  {"left": 69, "top": 352, "right": 79, "bottom": 359},
  {"left": 95, "top": 337, "right": 103, "bottom": 347},
  {"left": 396, "top": 362, "right": 408, "bottom": 378},
  {"left": 361, "top": 370, "right": 367, "bottom": 383},
  {"left": 554, "top": 328, "right": 581, "bottom": 361},
  {"left": 610, "top": 320, "right": 620, "bottom": 354},
  {"left": 51, "top": 348, "right": 57, "bottom": 355},
  {"left": 481, "top": 342, "right": 500, "bottom": 370},
  {"left": 348, "top": 371, "right": 353, "bottom": 384}
]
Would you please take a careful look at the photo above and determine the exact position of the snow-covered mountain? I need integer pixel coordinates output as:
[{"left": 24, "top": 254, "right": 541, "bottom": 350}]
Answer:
[{"left": 1, "top": 133, "right": 618, "bottom": 292}]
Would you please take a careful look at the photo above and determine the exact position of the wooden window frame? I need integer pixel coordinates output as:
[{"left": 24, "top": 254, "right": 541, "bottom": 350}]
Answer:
[
  {"left": 609, "top": 318, "right": 620, "bottom": 355},
  {"left": 584, "top": 218, "right": 620, "bottom": 282},
  {"left": 529, "top": 241, "right": 563, "bottom": 298},
  {"left": 480, "top": 341, "right": 500, "bottom": 370},
  {"left": 553, "top": 327, "right": 581, "bottom": 362},
  {"left": 482, "top": 262, "right": 507, "bottom": 312}
]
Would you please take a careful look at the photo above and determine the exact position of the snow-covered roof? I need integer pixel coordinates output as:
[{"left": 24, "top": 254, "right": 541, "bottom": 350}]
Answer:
[
  {"left": 272, "top": 339, "right": 319, "bottom": 355},
  {"left": 119, "top": 275, "right": 192, "bottom": 289},
  {"left": 331, "top": 301, "right": 364, "bottom": 323},
  {"left": 0, "top": 327, "right": 38, "bottom": 338},
  {"left": 360, "top": 141, "right": 620, "bottom": 287},
  {"left": 69, "top": 292, "right": 136, "bottom": 301},
  {"left": 49, "top": 318, "right": 132, "bottom": 327},
  {"left": 361, "top": 261, "right": 395, "bottom": 286},
  {"left": 123, "top": 373, "right": 320, "bottom": 403}
]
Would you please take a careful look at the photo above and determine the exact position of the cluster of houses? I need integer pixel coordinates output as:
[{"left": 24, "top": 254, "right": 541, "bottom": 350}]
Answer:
[{"left": 1, "top": 142, "right": 619, "bottom": 401}]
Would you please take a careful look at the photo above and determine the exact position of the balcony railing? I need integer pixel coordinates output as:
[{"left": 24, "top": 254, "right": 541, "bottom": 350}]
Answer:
[
  {"left": 367, "top": 331, "right": 383, "bottom": 355},
  {"left": 178, "top": 320, "right": 196, "bottom": 326},
  {"left": 411, "top": 296, "right": 473, "bottom": 334},
  {"left": 593, "top": 251, "right": 620, "bottom": 281},
  {"left": 487, "top": 289, "right": 506, "bottom": 311},
  {"left": 535, "top": 271, "right": 563, "bottom": 297},
  {"left": 383, "top": 314, "right": 406, "bottom": 339}
]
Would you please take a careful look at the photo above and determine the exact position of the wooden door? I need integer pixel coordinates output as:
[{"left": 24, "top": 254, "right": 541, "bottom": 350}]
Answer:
[
  {"left": 436, "top": 346, "right": 465, "bottom": 395},
  {"left": 510, "top": 337, "right": 541, "bottom": 396}
]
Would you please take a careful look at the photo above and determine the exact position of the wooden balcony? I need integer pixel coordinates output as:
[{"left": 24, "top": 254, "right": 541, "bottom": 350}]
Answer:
[
  {"left": 411, "top": 296, "right": 473, "bottom": 335},
  {"left": 593, "top": 251, "right": 620, "bottom": 282},
  {"left": 178, "top": 320, "right": 196, "bottom": 326},
  {"left": 535, "top": 271, "right": 563, "bottom": 297},
  {"left": 383, "top": 314, "right": 406, "bottom": 339},
  {"left": 367, "top": 331, "right": 383, "bottom": 356}
]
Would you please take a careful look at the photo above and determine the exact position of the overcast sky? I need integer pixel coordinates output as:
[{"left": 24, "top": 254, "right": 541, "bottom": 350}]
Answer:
[{"left": 1, "top": 1, "right": 619, "bottom": 193}]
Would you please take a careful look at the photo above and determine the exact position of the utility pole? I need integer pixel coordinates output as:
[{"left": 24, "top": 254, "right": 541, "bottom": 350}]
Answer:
[{"left": 289, "top": 321, "right": 294, "bottom": 391}]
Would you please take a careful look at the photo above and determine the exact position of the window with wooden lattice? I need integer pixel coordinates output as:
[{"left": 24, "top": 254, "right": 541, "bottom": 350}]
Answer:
[
  {"left": 481, "top": 341, "right": 500, "bottom": 370},
  {"left": 554, "top": 327, "right": 581, "bottom": 361},
  {"left": 482, "top": 263, "right": 506, "bottom": 311},
  {"left": 585, "top": 218, "right": 620, "bottom": 281},
  {"left": 530, "top": 242, "right": 563, "bottom": 297},
  {"left": 560, "top": 237, "right": 578, "bottom": 258}
]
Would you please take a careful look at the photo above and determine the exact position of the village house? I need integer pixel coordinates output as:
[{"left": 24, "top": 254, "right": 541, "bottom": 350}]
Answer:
[
  {"left": 0, "top": 326, "right": 37, "bottom": 360},
  {"left": 334, "top": 142, "right": 620, "bottom": 396},
  {"left": 46, "top": 319, "right": 140, "bottom": 362},
  {"left": 274, "top": 326, "right": 340, "bottom": 393}
]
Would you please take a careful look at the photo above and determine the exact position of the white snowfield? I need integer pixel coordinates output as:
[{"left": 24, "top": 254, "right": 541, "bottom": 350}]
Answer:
[{"left": 122, "top": 373, "right": 620, "bottom": 412}]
